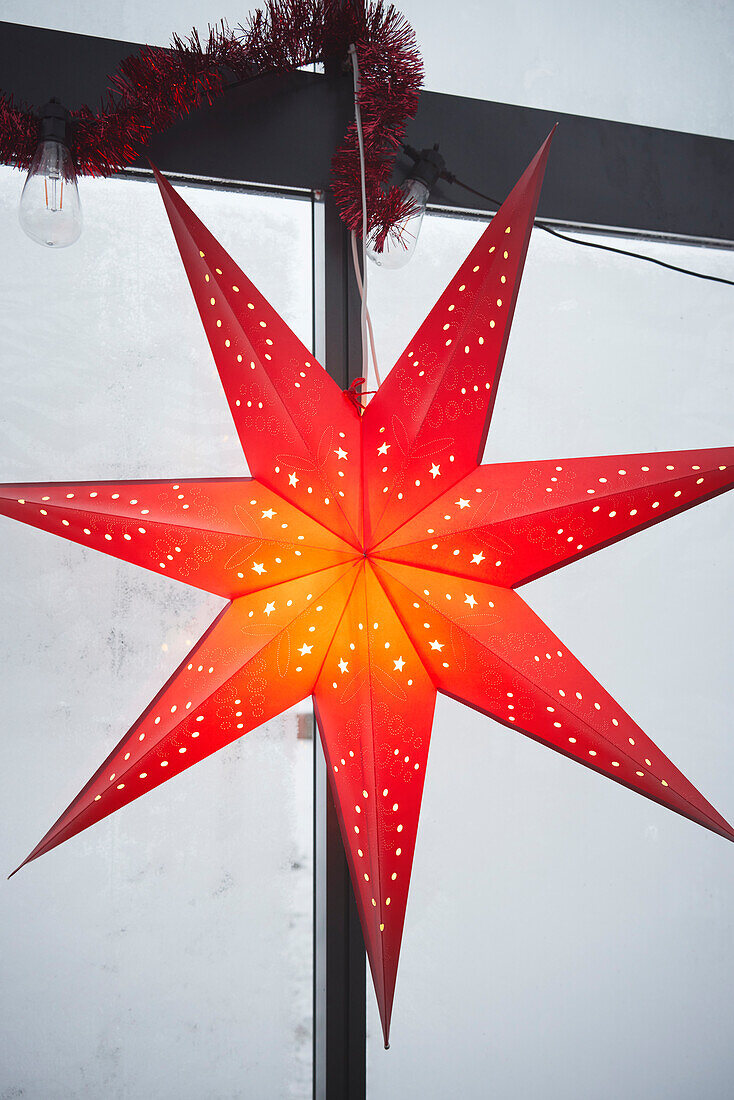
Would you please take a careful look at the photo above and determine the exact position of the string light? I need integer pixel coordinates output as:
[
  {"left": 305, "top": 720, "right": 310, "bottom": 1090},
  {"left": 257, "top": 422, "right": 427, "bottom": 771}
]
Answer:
[
  {"left": 366, "top": 144, "right": 445, "bottom": 270},
  {"left": 18, "top": 100, "right": 82, "bottom": 248}
]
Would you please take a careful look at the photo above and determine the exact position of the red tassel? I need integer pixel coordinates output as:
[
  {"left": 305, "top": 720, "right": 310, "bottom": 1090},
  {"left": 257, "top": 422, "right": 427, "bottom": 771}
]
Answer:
[{"left": 0, "top": 93, "right": 40, "bottom": 170}]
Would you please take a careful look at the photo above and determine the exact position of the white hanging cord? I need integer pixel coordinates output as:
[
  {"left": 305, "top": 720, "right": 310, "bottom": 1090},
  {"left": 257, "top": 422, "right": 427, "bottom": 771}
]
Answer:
[
  {"left": 347, "top": 43, "right": 382, "bottom": 391},
  {"left": 350, "top": 231, "right": 381, "bottom": 387}
]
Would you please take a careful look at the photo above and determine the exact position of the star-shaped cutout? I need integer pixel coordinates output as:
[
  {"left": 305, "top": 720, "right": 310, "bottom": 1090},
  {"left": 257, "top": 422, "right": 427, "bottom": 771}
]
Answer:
[
  {"left": 1, "top": 139, "right": 732, "bottom": 1050},
  {"left": 334, "top": 447, "right": 348, "bottom": 460}
]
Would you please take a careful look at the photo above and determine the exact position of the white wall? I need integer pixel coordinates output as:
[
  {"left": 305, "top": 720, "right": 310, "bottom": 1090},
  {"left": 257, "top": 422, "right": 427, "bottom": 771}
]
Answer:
[{"left": 2, "top": 0, "right": 733, "bottom": 139}]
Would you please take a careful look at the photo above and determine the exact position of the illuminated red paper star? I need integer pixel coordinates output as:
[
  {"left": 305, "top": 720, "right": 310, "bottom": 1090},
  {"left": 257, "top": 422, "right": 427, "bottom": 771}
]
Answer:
[{"left": 2, "top": 133, "right": 733, "bottom": 1046}]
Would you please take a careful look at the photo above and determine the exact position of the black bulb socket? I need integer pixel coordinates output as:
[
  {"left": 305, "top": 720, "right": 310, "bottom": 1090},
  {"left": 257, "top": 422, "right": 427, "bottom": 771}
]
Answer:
[
  {"left": 404, "top": 144, "right": 446, "bottom": 191},
  {"left": 38, "top": 100, "right": 72, "bottom": 146}
]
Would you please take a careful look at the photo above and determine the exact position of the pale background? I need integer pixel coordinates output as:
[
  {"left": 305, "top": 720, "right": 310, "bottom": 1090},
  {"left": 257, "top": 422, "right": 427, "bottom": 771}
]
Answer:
[
  {"left": 0, "top": 176, "right": 316, "bottom": 1098},
  {"left": 2, "top": 0, "right": 733, "bottom": 139},
  {"left": 1, "top": 3, "right": 733, "bottom": 1098}
]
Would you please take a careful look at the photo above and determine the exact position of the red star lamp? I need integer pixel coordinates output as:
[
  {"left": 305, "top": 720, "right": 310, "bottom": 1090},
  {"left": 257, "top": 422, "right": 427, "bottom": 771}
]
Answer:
[{"left": 2, "top": 131, "right": 732, "bottom": 1046}]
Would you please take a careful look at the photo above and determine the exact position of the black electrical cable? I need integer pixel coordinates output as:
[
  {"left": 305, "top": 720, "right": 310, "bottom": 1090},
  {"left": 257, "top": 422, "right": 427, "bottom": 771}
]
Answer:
[{"left": 444, "top": 174, "right": 734, "bottom": 287}]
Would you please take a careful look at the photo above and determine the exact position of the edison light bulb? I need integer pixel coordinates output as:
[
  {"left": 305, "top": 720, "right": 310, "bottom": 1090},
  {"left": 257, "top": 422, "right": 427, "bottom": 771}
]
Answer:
[
  {"left": 18, "top": 101, "right": 82, "bottom": 248},
  {"left": 366, "top": 144, "right": 445, "bottom": 270},
  {"left": 366, "top": 178, "right": 429, "bottom": 270}
]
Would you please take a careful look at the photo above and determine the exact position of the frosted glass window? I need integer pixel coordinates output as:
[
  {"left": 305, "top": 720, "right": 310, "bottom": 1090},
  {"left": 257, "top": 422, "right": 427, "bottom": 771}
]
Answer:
[
  {"left": 365, "top": 214, "right": 734, "bottom": 1098},
  {"left": 0, "top": 169, "right": 313, "bottom": 1098}
]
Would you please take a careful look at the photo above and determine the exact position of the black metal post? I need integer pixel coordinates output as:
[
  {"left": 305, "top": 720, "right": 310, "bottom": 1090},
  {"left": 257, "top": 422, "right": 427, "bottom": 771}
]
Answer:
[
  {"left": 311, "top": 177, "right": 368, "bottom": 1099},
  {"left": 309, "top": 36, "right": 368, "bottom": 1095}
]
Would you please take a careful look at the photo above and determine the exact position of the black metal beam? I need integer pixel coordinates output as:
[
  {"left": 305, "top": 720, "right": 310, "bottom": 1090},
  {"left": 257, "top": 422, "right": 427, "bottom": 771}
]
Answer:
[
  {"left": 310, "top": 70, "right": 367, "bottom": 1098},
  {"left": 2, "top": 19, "right": 734, "bottom": 242},
  {"left": 313, "top": 706, "right": 367, "bottom": 1100}
]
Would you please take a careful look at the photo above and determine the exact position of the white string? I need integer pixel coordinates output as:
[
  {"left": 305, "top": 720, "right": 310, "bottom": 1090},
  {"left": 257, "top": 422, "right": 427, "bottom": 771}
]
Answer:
[
  {"left": 347, "top": 43, "right": 381, "bottom": 392},
  {"left": 350, "top": 231, "right": 381, "bottom": 387}
]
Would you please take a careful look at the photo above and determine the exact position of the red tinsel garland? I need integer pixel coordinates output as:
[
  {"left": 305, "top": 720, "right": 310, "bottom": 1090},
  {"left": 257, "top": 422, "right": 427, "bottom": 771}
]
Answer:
[{"left": 0, "top": 1, "right": 422, "bottom": 243}]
